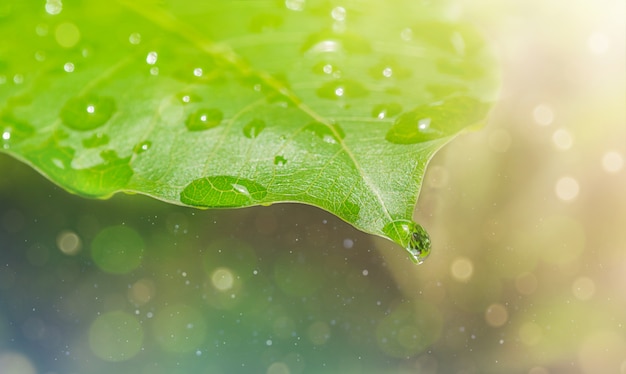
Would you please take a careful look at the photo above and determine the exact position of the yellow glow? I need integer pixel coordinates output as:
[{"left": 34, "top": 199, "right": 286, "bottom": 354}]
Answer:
[
  {"left": 211, "top": 267, "right": 235, "bottom": 291},
  {"left": 555, "top": 176, "right": 580, "bottom": 201},
  {"left": 571, "top": 277, "right": 596, "bottom": 301},
  {"left": 128, "top": 278, "right": 155, "bottom": 305},
  {"left": 485, "top": 303, "right": 508, "bottom": 327},
  {"left": 450, "top": 257, "right": 474, "bottom": 282},
  {"left": 267, "top": 362, "right": 291, "bottom": 374},
  {"left": 56, "top": 230, "right": 82, "bottom": 255},
  {"left": 519, "top": 322, "right": 542, "bottom": 346},
  {"left": 602, "top": 151, "right": 624, "bottom": 173}
]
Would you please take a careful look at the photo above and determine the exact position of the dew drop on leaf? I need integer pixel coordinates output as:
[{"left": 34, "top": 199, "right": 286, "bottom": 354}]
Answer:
[
  {"left": 316, "top": 79, "right": 368, "bottom": 100},
  {"left": 60, "top": 95, "right": 116, "bottom": 131},
  {"left": 133, "top": 141, "right": 152, "bottom": 154},
  {"left": 385, "top": 96, "right": 488, "bottom": 144},
  {"left": 185, "top": 109, "right": 223, "bottom": 131},
  {"left": 180, "top": 176, "right": 268, "bottom": 207},
  {"left": 274, "top": 155, "right": 287, "bottom": 166},
  {"left": 383, "top": 220, "right": 431, "bottom": 264},
  {"left": 243, "top": 119, "right": 266, "bottom": 139},
  {"left": 372, "top": 103, "right": 403, "bottom": 119}
]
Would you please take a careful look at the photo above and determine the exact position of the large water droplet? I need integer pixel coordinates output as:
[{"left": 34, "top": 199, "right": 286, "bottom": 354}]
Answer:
[
  {"left": 60, "top": 95, "right": 116, "bottom": 131},
  {"left": 316, "top": 79, "right": 368, "bottom": 100},
  {"left": 301, "top": 31, "right": 371, "bottom": 54},
  {"left": 385, "top": 96, "right": 488, "bottom": 144},
  {"left": 243, "top": 119, "right": 266, "bottom": 139},
  {"left": 180, "top": 176, "right": 268, "bottom": 207},
  {"left": 304, "top": 122, "right": 345, "bottom": 144},
  {"left": 383, "top": 220, "right": 431, "bottom": 264},
  {"left": 372, "top": 103, "right": 403, "bottom": 120},
  {"left": 185, "top": 109, "right": 223, "bottom": 131}
]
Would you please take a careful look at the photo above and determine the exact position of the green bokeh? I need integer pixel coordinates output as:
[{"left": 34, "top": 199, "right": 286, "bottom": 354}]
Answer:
[
  {"left": 91, "top": 225, "right": 144, "bottom": 273},
  {"left": 88, "top": 311, "right": 144, "bottom": 362}
]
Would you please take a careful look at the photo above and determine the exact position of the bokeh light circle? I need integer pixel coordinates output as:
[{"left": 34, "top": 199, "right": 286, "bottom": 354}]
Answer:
[
  {"left": 88, "top": 311, "right": 143, "bottom": 362},
  {"left": 152, "top": 304, "right": 207, "bottom": 353},
  {"left": 91, "top": 225, "right": 144, "bottom": 273}
]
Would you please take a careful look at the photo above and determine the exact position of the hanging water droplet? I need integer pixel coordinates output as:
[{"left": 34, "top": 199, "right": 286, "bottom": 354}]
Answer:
[
  {"left": 180, "top": 176, "right": 268, "bottom": 207},
  {"left": 243, "top": 119, "right": 266, "bottom": 139},
  {"left": 146, "top": 51, "right": 158, "bottom": 65},
  {"left": 185, "top": 108, "right": 223, "bottom": 131},
  {"left": 60, "top": 95, "right": 116, "bottom": 131},
  {"left": 372, "top": 103, "right": 403, "bottom": 119},
  {"left": 382, "top": 220, "right": 431, "bottom": 264},
  {"left": 316, "top": 79, "right": 368, "bottom": 100},
  {"left": 133, "top": 141, "right": 152, "bottom": 154},
  {"left": 274, "top": 155, "right": 287, "bottom": 166}
]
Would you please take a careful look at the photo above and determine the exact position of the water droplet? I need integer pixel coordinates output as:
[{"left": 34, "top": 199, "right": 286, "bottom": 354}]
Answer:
[
  {"left": 150, "top": 67, "right": 159, "bottom": 76},
  {"left": 301, "top": 31, "right": 371, "bottom": 54},
  {"left": 45, "top": 0, "right": 62, "bottom": 15},
  {"left": 385, "top": 96, "right": 488, "bottom": 144},
  {"left": 185, "top": 109, "right": 223, "bottom": 131},
  {"left": 63, "top": 62, "right": 74, "bottom": 73},
  {"left": 1, "top": 114, "right": 35, "bottom": 148},
  {"left": 176, "top": 93, "right": 202, "bottom": 104},
  {"left": 304, "top": 122, "right": 345, "bottom": 144},
  {"left": 146, "top": 51, "right": 158, "bottom": 65},
  {"left": 285, "top": 0, "right": 305, "bottom": 11},
  {"left": 34, "top": 51, "right": 46, "bottom": 62},
  {"left": 331, "top": 6, "right": 346, "bottom": 21},
  {"left": 134, "top": 141, "right": 152, "bottom": 154},
  {"left": 13, "top": 74, "right": 24, "bottom": 85},
  {"left": 372, "top": 103, "right": 403, "bottom": 119},
  {"left": 243, "top": 119, "right": 266, "bottom": 139},
  {"left": 316, "top": 79, "right": 368, "bottom": 100},
  {"left": 129, "top": 33, "right": 141, "bottom": 45},
  {"left": 369, "top": 58, "right": 411, "bottom": 80},
  {"left": 180, "top": 176, "right": 268, "bottom": 207},
  {"left": 60, "top": 95, "right": 116, "bottom": 131},
  {"left": 193, "top": 68, "right": 203, "bottom": 77},
  {"left": 312, "top": 61, "right": 340, "bottom": 76},
  {"left": 82, "top": 133, "right": 109, "bottom": 148},
  {"left": 274, "top": 155, "right": 287, "bottom": 166},
  {"left": 383, "top": 220, "right": 431, "bottom": 264}
]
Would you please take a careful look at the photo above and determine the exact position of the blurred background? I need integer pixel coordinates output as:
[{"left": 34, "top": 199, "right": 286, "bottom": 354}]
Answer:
[{"left": 1, "top": 0, "right": 624, "bottom": 373}]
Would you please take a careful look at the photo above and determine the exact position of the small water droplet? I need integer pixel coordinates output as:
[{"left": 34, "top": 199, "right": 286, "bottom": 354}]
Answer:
[
  {"left": 185, "top": 109, "right": 223, "bottom": 131},
  {"left": 369, "top": 58, "right": 411, "bottom": 80},
  {"left": 0, "top": 114, "right": 35, "bottom": 149},
  {"left": 274, "top": 155, "right": 287, "bottom": 166},
  {"left": 150, "top": 67, "right": 159, "bottom": 76},
  {"left": 176, "top": 93, "right": 202, "bottom": 104},
  {"left": 45, "top": 0, "right": 62, "bottom": 15},
  {"left": 60, "top": 95, "right": 116, "bottom": 131},
  {"left": 301, "top": 31, "right": 371, "bottom": 54},
  {"left": 316, "top": 79, "right": 368, "bottom": 100},
  {"left": 13, "top": 74, "right": 24, "bottom": 85},
  {"left": 312, "top": 61, "right": 340, "bottom": 76},
  {"left": 82, "top": 133, "right": 109, "bottom": 148},
  {"left": 193, "top": 68, "right": 203, "bottom": 77},
  {"left": 285, "top": 0, "right": 305, "bottom": 11},
  {"left": 34, "top": 51, "right": 46, "bottom": 62},
  {"left": 382, "top": 220, "right": 431, "bottom": 264},
  {"left": 372, "top": 103, "right": 403, "bottom": 119},
  {"left": 63, "top": 62, "right": 74, "bottom": 73},
  {"left": 134, "top": 141, "right": 152, "bottom": 154},
  {"left": 243, "top": 119, "right": 266, "bottom": 139},
  {"left": 331, "top": 6, "right": 346, "bottom": 21},
  {"left": 146, "top": 51, "right": 158, "bottom": 65},
  {"left": 400, "top": 27, "right": 413, "bottom": 41},
  {"left": 129, "top": 32, "right": 141, "bottom": 45},
  {"left": 180, "top": 176, "right": 268, "bottom": 207}
]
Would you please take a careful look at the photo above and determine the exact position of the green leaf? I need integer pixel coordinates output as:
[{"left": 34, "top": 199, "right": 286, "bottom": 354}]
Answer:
[{"left": 0, "top": 0, "right": 498, "bottom": 262}]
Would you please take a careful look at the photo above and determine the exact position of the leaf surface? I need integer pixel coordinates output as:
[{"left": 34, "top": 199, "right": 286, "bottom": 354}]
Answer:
[{"left": 0, "top": 0, "right": 498, "bottom": 262}]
